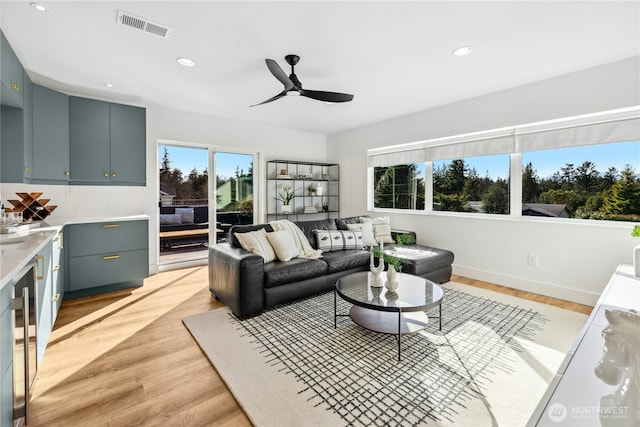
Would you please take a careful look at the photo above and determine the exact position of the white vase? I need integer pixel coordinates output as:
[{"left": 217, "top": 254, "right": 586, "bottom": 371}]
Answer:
[
  {"left": 281, "top": 204, "right": 292, "bottom": 214},
  {"left": 370, "top": 249, "right": 384, "bottom": 286},
  {"left": 386, "top": 263, "right": 397, "bottom": 282},
  {"left": 634, "top": 243, "right": 640, "bottom": 277},
  {"left": 385, "top": 279, "right": 399, "bottom": 292}
]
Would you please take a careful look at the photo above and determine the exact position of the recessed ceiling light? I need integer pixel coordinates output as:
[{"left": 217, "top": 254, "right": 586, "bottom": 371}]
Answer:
[
  {"left": 29, "top": 2, "right": 49, "bottom": 12},
  {"left": 453, "top": 46, "right": 473, "bottom": 57},
  {"left": 104, "top": 83, "right": 113, "bottom": 88},
  {"left": 177, "top": 57, "right": 196, "bottom": 67}
]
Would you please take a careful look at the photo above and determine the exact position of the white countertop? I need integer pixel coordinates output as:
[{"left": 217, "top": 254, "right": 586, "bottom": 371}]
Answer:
[{"left": 0, "top": 214, "right": 149, "bottom": 290}]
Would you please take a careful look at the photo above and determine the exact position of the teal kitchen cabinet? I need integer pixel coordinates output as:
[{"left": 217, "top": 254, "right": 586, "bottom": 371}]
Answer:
[
  {"left": 51, "top": 230, "right": 64, "bottom": 320},
  {"left": 0, "top": 70, "right": 33, "bottom": 183},
  {"left": 35, "top": 240, "right": 53, "bottom": 367},
  {"left": 69, "top": 97, "right": 146, "bottom": 186},
  {"left": 32, "top": 85, "right": 70, "bottom": 183},
  {"left": 66, "top": 220, "right": 149, "bottom": 295},
  {"left": 1, "top": 30, "right": 24, "bottom": 108},
  {"left": 0, "top": 283, "right": 14, "bottom": 427}
]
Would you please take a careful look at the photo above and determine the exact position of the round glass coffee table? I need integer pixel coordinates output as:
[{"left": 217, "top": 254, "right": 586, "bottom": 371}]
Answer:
[{"left": 334, "top": 271, "right": 443, "bottom": 361}]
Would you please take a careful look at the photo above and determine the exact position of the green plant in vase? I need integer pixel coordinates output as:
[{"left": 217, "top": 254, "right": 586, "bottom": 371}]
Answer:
[
  {"left": 371, "top": 233, "right": 415, "bottom": 272},
  {"left": 275, "top": 186, "right": 296, "bottom": 213}
]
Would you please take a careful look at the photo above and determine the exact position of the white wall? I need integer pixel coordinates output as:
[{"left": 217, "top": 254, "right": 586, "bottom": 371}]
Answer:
[{"left": 327, "top": 57, "right": 640, "bottom": 305}]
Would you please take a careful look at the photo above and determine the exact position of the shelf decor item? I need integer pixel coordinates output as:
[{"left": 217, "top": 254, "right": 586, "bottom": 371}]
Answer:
[
  {"left": 5, "top": 192, "right": 57, "bottom": 221},
  {"left": 275, "top": 186, "right": 296, "bottom": 214}
]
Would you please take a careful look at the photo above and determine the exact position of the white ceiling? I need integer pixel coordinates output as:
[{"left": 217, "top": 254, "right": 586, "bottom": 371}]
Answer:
[{"left": 1, "top": 1, "right": 639, "bottom": 135}]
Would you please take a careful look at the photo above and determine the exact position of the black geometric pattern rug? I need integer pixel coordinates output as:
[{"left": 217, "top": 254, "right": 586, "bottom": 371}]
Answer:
[{"left": 184, "top": 283, "right": 587, "bottom": 427}]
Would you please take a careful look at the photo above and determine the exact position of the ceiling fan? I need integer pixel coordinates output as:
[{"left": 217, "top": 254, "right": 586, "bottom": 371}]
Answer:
[{"left": 251, "top": 54, "right": 354, "bottom": 106}]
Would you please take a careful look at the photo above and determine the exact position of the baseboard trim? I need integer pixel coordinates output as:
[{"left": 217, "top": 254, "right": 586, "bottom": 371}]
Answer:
[{"left": 452, "top": 264, "right": 600, "bottom": 306}]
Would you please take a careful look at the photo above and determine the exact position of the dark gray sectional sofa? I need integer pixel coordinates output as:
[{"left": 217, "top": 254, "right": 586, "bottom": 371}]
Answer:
[{"left": 208, "top": 216, "right": 454, "bottom": 318}]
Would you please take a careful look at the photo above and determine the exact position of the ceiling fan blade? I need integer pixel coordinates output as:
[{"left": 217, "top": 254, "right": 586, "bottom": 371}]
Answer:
[
  {"left": 300, "top": 89, "right": 353, "bottom": 103},
  {"left": 265, "top": 59, "right": 294, "bottom": 91},
  {"left": 250, "top": 90, "right": 288, "bottom": 107}
]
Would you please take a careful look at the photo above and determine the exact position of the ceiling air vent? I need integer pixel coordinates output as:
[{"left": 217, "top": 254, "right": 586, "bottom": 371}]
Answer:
[{"left": 117, "top": 10, "right": 172, "bottom": 39}]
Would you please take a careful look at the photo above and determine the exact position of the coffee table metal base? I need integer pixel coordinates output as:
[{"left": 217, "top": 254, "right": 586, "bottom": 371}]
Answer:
[{"left": 349, "top": 306, "right": 428, "bottom": 361}]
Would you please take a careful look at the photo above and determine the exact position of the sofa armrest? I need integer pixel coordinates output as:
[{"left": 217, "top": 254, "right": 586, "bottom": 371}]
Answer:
[
  {"left": 208, "top": 243, "right": 265, "bottom": 317},
  {"left": 390, "top": 229, "right": 417, "bottom": 243}
]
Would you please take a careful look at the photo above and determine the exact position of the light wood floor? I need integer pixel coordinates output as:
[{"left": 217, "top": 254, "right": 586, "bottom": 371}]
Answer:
[{"left": 29, "top": 268, "right": 592, "bottom": 426}]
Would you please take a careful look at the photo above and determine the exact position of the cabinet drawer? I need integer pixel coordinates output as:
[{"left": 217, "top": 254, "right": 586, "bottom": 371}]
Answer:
[
  {"left": 68, "top": 221, "right": 147, "bottom": 257},
  {"left": 68, "top": 249, "right": 148, "bottom": 291}
]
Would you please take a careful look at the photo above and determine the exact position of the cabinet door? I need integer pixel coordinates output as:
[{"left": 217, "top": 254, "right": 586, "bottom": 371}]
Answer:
[
  {"left": 110, "top": 103, "right": 146, "bottom": 184},
  {"left": 0, "top": 105, "right": 25, "bottom": 182},
  {"left": 35, "top": 241, "right": 53, "bottom": 367},
  {"left": 1, "top": 31, "right": 24, "bottom": 108},
  {"left": 69, "top": 96, "right": 110, "bottom": 182},
  {"left": 33, "top": 85, "right": 70, "bottom": 182},
  {"left": 22, "top": 71, "right": 33, "bottom": 180},
  {"left": 51, "top": 231, "right": 64, "bottom": 319}
]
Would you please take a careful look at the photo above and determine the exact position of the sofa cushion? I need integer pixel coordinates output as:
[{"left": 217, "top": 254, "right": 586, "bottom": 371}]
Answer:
[
  {"left": 194, "top": 206, "right": 208, "bottom": 224},
  {"left": 315, "top": 230, "right": 363, "bottom": 252},
  {"left": 175, "top": 207, "right": 195, "bottom": 224},
  {"left": 335, "top": 216, "right": 368, "bottom": 230},
  {"left": 263, "top": 258, "right": 328, "bottom": 288},
  {"left": 230, "top": 224, "right": 273, "bottom": 248},
  {"left": 234, "top": 228, "right": 276, "bottom": 263},
  {"left": 160, "top": 213, "right": 181, "bottom": 225},
  {"left": 293, "top": 219, "right": 337, "bottom": 249},
  {"left": 266, "top": 230, "right": 299, "bottom": 262},
  {"left": 320, "top": 250, "right": 370, "bottom": 274},
  {"left": 391, "top": 244, "right": 455, "bottom": 276},
  {"left": 370, "top": 216, "right": 395, "bottom": 244}
]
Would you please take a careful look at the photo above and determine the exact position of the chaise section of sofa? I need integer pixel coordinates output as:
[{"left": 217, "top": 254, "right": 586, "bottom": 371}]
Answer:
[{"left": 208, "top": 216, "right": 454, "bottom": 318}]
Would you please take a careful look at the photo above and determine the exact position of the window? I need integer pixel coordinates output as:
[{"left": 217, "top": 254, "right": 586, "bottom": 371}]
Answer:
[
  {"left": 522, "top": 140, "right": 640, "bottom": 220},
  {"left": 373, "top": 163, "right": 425, "bottom": 210},
  {"left": 367, "top": 106, "right": 640, "bottom": 221},
  {"left": 433, "top": 154, "right": 510, "bottom": 214}
]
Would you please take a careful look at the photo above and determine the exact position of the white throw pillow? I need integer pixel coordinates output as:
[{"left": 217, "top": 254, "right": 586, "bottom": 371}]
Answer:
[
  {"left": 160, "top": 213, "right": 182, "bottom": 225},
  {"left": 234, "top": 229, "right": 276, "bottom": 263},
  {"left": 266, "top": 230, "right": 299, "bottom": 262},
  {"left": 175, "top": 208, "right": 195, "bottom": 224},
  {"left": 346, "top": 223, "right": 364, "bottom": 231},
  {"left": 315, "top": 230, "right": 363, "bottom": 252},
  {"left": 360, "top": 219, "right": 377, "bottom": 247},
  {"left": 371, "top": 216, "right": 395, "bottom": 244}
]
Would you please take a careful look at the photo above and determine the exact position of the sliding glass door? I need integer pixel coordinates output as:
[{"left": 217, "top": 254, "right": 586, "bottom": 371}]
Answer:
[{"left": 158, "top": 143, "right": 257, "bottom": 266}]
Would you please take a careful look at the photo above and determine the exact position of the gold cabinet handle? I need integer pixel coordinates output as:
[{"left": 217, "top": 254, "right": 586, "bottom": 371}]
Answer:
[
  {"left": 102, "top": 224, "right": 120, "bottom": 228},
  {"left": 36, "top": 255, "right": 45, "bottom": 280},
  {"left": 59, "top": 232, "right": 64, "bottom": 250},
  {"left": 11, "top": 82, "right": 20, "bottom": 91},
  {"left": 112, "top": 173, "right": 117, "bottom": 178},
  {"left": 65, "top": 170, "right": 70, "bottom": 176},
  {"left": 53, "top": 265, "right": 60, "bottom": 272},
  {"left": 24, "top": 166, "right": 31, "bottom": 172},
  {"left": 102, "top": 255, "right": 120, "bottom": 261},
  {"left": 103, "top": 172, "right": 109, "bottom": 177},
  {"left": 52, "top": 293, "right": 60, "bottom": 303}
]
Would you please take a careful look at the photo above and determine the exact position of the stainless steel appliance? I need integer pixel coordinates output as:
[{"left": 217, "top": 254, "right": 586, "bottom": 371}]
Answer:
[{"left": 11, "top": 260, "right": 38, "bottom": 426}]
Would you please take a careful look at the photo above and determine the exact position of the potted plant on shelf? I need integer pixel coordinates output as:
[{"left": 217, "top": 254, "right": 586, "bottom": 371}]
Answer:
[
  {"left": 307, "top": 184, "right": 317, "bottom": 196},
  {"left": 275, "top": 186, "right": 296, "bottom": 214}
]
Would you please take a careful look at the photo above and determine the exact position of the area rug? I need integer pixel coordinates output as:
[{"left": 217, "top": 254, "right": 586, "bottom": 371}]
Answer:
[{"left": 183, "top": 282, "right": 588, "bottom": 427}]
